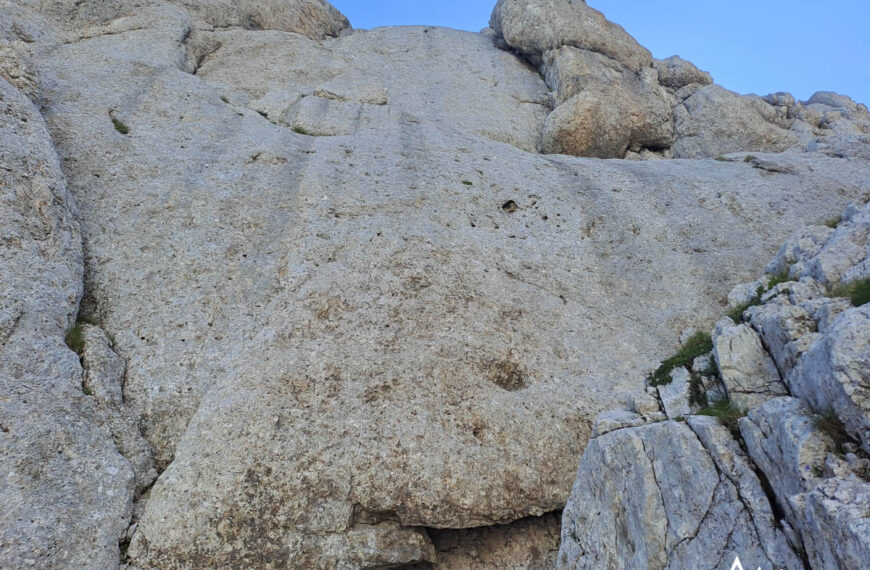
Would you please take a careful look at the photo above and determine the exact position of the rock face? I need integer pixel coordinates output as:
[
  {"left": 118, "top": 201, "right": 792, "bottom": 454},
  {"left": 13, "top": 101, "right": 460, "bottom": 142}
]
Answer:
[
  {"left": 560, "top": 200, "right": 870, "bottom": 569},
  {"left": 2, "top": 0, "right": 870, "bottom": 568},
  {"left": 490, "top": 0, "right": 869, "bottom": 160},
  {"left": 0, "top": 78, "right": 135, "bottom": 569}
]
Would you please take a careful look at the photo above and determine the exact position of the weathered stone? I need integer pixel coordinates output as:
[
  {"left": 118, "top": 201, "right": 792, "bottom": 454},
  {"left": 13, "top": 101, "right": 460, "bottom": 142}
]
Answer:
[
  {"left": 490, "top": 0, "right": 652, "bottom": 71},
  {"left": 787, "top": 305, "right": 870, "bottom": 454},
  {"left": 592, "top": 409, "right": 645, "bottom": 436},
  {"left": 658, "top": 366, "right": 693, "bottom": 419},
  {"left": 558, "top": 421, "right": 800, "bottom": 569},
  {"left": 673, "top": 85, "right": 800, "bottom": 159},
  {"left": 766, "top": 224, "right": 836, "bottom": 276},
  {"left": 0, "top": 77, "right": 134, "bottom": 570},
  {"left": 687, "top": 415, "right": 804, "bottom": 568},
  {"left": 655, "top": 55, "right": 713, "bottom": 90},
  {"left": 626, "top": 388, "right": 661, "bottom": 418},
  {"left": 739, "top": 397, "right": 831, "bottom": 523},
  {"left": 747, "top": 301, "right": 817, "bottom": 376},
  {"left": 429, "top": 513, "right": 560, "bottom": 569},
  {"left": 713, "top": 318, "right": 787, "bottom": 410},
  {"left": 800, "top": 478, "right": 870, "bottom": 570},
  {"left": 801, "top": 203, "right": 870, "bottom": 285},
  {"left": 539, "top": 46, "right": 673, "bottom": 158}
]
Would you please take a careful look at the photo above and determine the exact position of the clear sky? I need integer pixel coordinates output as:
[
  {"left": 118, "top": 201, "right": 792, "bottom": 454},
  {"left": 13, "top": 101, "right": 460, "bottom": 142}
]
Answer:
[{"left": 330, "top": 0, "right": 870, "bottom": 106}]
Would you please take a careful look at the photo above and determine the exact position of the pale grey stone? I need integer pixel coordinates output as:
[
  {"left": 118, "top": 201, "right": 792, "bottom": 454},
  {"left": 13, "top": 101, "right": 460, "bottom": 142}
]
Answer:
[
  {"left": 713, "top": 319, "right": 786, "bottom": 410},
  {"left": 0, "top": 77, "right": 134, "bottom": 570},
  {"left": 766, "top": 224, "right": 835, "bottom": 276},
  {"left": 727, "top": 279, "right": 765, "bottom": 309},
  {"left": 673, "top": 85, "right": 800, "bottom": 159},
  {"left": 592, "top": 409, "right": 645, "bottom": 436},
  {"left": 800, "top": 478, "right": 870, "bottom": 570},
  {"left": 658, "top": 367, "right": 693, "bottom": 419},
  {"left": 655, "top": 55, "right": 712, "bottom": 90},
  {"left": 558, "top": 421, "right": 799, "bottom": 569},
  {"left": 490, "top": 0, "right": 652, "bottom": 71},
  {"left": 739, "top": 397, "right": 831, "bottom": 523},
  {"left": 787, "top": 305, "right": 870, "bottom": 454},
  {"left": 626, "top": 389, "right": 661, "bottom": 417},
  {"left": 747, "top": 301, "right": 817, "bottom": 376}
]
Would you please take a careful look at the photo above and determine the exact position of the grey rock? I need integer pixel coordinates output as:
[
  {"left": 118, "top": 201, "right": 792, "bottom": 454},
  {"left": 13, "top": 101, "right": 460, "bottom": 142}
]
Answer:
[
  {"left": 766, "top": 224, "right": 835, "bottom": 276},
  {"left": 801, "top": 202, "right": 870, "bottom": 285},
  {"left": 727, "top": 280, "right": 765, "bottom": 309},
  {"left": 0, "top": 77, "right": 134, "bottom": 570},
  {"left": 490, "top": 0, "right": 652, "bottom": 71},
  {"left": 673, "top": 85, "right": 800, "bottom": 159},
  {"left": 593, "top": 409, "right": 645, "bottom": 436},
  {"left": 558, "top": 421, "right": 799, "bottom": 569},
  {"left": 787, "top": 305, "right": 870, "bottom": 454},
  {"left": 713, "top": 318, "right": 787, "bottom": 410},
  {"left": 658, "top": 367, "right": 693, "bottom": 419},
  {"left": 764, "top": 92, "right": 796, "bottom": 108},
  {"left": 428, "top": 513, "right": 561, "bottom": 569},
  {"left": 747, "top": 301, "right": 817, "bottom": 377},
  {"left": 801, "top": 478, "right": 870, "bottom": 570},
  {"left": 80, "top": 324, "right": 125, "bottom": 405},
  {"left": 626, "top": 389, "right": 662, "bottom": 418},
  {"left": 687, "top": 415, "right": 804, "bottom": 568},
  {"left": 739, "top": 397, "right": 831, "bottom": 523},
  {"left": 4, "top": 0, "right": 870, "bottom": 565},
  {"left": 539, "top": 47, "right": 673, "bottom": 158},
  {"left": 655, "top": 55, "right": 713, "bottom": 90}
]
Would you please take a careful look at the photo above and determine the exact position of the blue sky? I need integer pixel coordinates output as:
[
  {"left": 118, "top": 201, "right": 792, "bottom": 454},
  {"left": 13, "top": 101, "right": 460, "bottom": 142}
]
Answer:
[{"left": 330, "top": 0, "right": 870, "bottom": 106}]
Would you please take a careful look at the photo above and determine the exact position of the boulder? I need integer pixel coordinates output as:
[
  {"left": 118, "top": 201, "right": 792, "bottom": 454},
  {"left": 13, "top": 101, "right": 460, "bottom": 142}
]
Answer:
[
  {"left": 739, "top": 397, "right": 831, "bottom": 523},
  {"left": 800, "top": 478, "right": 870, "bottom": 569},
  {"left": 746, "top": 301, "right": 818, "bottom": 377},
  {"left": 787, "top": 305, "right": 870, "bottom": 454},
  {"left": 539, "top": 46, "right": 673, "bottom": 158},
  {"left": 713, "top": 318, "right": 787, "bottom": 410},
  {"left": 655, "top": 55, "right": 713, "bottom": 90},
  {"left": 673, "top": 85, "right": 800, "bottom": 159},
  {"left": 558, "top": 421, "right": 800, "bottom": 569},
  {"left": 490, "top": 0, "right": 652, "bottom": 71}
]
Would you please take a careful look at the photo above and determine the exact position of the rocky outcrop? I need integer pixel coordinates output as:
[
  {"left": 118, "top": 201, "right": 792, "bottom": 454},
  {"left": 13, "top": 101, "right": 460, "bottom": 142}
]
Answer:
[
  {"left": 2, "top": 0, "right": 869, "bottom": 567},
  {"left": 0, "top": 78, "right": 137, "bottom": 569},
  {"left": 489, "top": 1, "right": 868, "bottom": 160},
  {"left": 559, "top": 200, "right": 870, "bottom": 569},
  {"left": 672, "top": 85, "right": 801, "bottom": 159}
]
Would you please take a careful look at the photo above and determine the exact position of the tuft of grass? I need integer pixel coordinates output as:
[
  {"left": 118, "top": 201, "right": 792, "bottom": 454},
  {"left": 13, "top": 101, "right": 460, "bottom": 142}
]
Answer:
[
  {"left": 727, "top": 268, "right": 793, "bottom": 323},
  {"left": 220, "top": 95, "right": 229, "bottom": 104},
  {"left": 111, "top": 116, "right": 130, "bottom": 135},
  {"left": 814, "top": 408, "right": 851, "bottom": 453},
  {"left": 823, "top": 216, "right": 842, "bottom": 229},
  {"left": 647, "top": 331, "right": 713, "bottom": 386},
  {"left": 82, "top": 386, "right": 94, "bottom": 396},
  {"left": 727, "top": 285, "right": 764, "bottom": 322},
  {"left": 830, "top": 279, "right": 870, "bottom": 307},
  {"left": 462, "top": 180, "right": 474, "bottom": 186},
  {"left": 65, "top": 324, "right": 86, "bottom": 355},
  {"left": 688, "top": 371, "right": 707, "bottom": 407},
  {"left": 698, "top": 398, "right": 746, "bottom": 437},
  {"left": 743, "top": 155, "right": 757, "bottom": 163},
  {"left": 766, "top": 268, "right": 792, "bottom": 290},
  {"left": 714, "top": 156, "right": 731, "bottom": 162},
  {"left": 257, "top": 110, "right": 268, "bottom": 118},
  {"left": 292, "top": 125, "right": 311, "bottom": 135}
]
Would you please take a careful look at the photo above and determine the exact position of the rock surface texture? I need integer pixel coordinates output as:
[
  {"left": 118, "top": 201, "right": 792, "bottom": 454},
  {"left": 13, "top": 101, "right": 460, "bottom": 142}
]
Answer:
[
  {"left": 560, "top": 200, "right": 870, "bottom": 569},
  {"left": 0, "top": 0, "right": 869, "bottom": 568}
]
